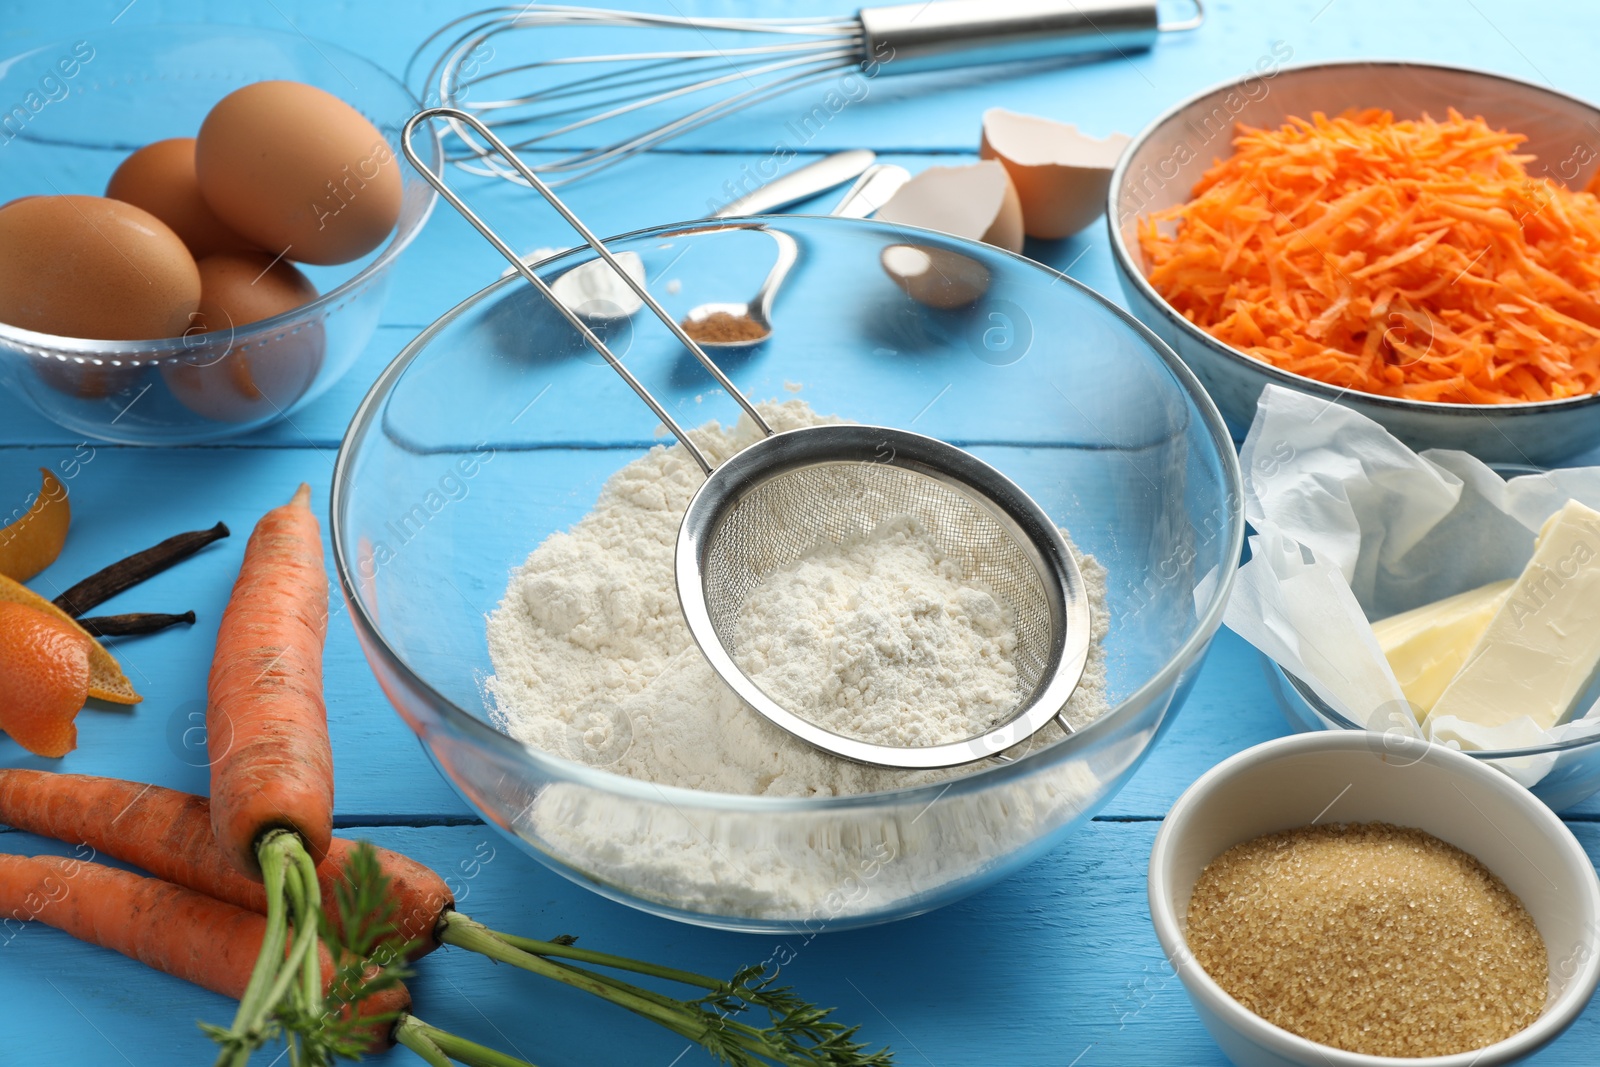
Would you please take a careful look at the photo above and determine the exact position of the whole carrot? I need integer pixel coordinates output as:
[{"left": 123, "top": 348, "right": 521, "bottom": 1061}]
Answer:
[
  {"left": 0, "top": 853, "right": 535, "bottom": 1067},
  {"left": 0, "top": 853, "right": 403, "bottom": 1049},
  {"left": 205, "top": 485, "right": 338, "bottom": 1063},
  {"left": 0, "top": 770, "right": 448, "bottom": 957},
  {"left": 2, "top": 769, "right": 897, "bottom": 1067},
  {"left": 1, "top": 852, "right": 271, "bottom": 1002},
  {"left": 208, "top": 484, "right": 332, "bottom": 878}
]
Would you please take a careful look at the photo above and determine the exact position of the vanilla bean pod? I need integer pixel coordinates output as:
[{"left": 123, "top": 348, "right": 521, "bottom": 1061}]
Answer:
[
  {"left": 77, "top": 611, "right": 197, "bottom": 638},
  {"left": 54, "top": 522, "right": 229, "bottom": 617}
]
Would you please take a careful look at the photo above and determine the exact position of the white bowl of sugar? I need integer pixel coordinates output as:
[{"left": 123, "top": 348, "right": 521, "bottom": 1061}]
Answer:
[{"left": 1149, "top": 732, "right": 1600, "bottom": 1067}]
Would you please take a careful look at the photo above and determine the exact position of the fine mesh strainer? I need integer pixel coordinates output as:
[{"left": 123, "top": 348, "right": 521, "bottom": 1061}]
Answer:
[{"left": 403, "top": 108, "right": 1092, "bottom": 769}]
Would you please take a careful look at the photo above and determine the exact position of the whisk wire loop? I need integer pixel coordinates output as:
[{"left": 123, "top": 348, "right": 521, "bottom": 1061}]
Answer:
[{"left": 410, "top": 0, "right": 1198, "bottom": 185}]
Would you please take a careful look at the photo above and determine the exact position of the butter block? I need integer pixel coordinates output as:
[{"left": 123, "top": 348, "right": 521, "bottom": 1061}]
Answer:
[
  {"left": 1372, "top": 578, "right": 1514, "bottom": 715},
  {"left": 1427, "top": 499, "right": 1600, "bottom": 730}
]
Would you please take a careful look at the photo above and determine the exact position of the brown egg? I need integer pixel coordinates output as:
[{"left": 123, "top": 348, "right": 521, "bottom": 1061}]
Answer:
[
  {"left": 191, "top": 250, "right": 318, "bottom": 331},
  {"left": 161, "top": 250, "right": 324, "bottom": 422},
  {"left": 196, "top": 81, "right": 402, "bottom": 265},
  {"left": 0, "top": 195, "right": 201, "bottom": 340},
  {"left": 32, "top": 359, "right": 150, "bottom": 402},
  {"left": 880, "top": 244, "right": 992, "bottom": 310},
  {"left": 106, "top": 138, "right": 259, "bottom": 258}
]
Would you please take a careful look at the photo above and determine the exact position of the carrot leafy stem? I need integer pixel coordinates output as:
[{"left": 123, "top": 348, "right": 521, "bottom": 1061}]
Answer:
[
  {"left": 437, "top": 912, "right": 893, "bottom": 1067},
  {"left": 204, "top": 832, "right": 296, "bottom": 1067},
  {"left": 204, "top": 832, "right": 329, "bottom": 1067},
  {"left": 281, "top": 841, "right": 416, "bottom": 1067},
  {"left": 209, "top": 841, "right": 887, "bottom": 1067}
]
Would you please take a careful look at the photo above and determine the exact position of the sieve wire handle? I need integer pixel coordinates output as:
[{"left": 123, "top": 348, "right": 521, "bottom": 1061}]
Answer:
[{"left": 401, "top": 108, "right": 776, "bottom": 475}]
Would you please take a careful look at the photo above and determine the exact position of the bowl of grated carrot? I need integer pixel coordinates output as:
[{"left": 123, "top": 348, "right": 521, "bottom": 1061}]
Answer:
[{"left": 1109, "top": 60, "right": 1600, "bottom": 466}]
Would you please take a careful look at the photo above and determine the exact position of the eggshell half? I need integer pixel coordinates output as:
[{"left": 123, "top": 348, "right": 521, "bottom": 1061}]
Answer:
[
  {"left": 880, "top": 244, "right": 992, "bottom": 310},
  {"left": 980, "top": 108, "right": 1130, "bottom": 239},
  {"left": 874, "top": 161, "right": 1025, "bottom": 253}
]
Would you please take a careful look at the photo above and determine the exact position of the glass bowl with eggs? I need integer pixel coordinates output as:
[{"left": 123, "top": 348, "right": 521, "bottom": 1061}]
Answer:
[
  {"left": 332, "top": 214, "right": 1245, "bottom": 930},
  {"left": 0, "top": 24, "right": 437, "bottom": 444}
]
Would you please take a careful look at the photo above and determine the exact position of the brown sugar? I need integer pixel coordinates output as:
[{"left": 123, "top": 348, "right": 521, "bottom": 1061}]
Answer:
[
  {"left": 680, "top": 310, "right": 768, "bottom": 343},
  {"left": 1186, "top": 822, "right": 1546, "bottom": 1058}
]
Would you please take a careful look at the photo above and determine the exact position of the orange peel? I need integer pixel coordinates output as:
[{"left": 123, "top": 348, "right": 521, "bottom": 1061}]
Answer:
[
  {"left": 0, "top": 469, "right": 70, "bottom": 582},
  {"left": 0, "top": 572, "right": 141, "bottom": 704},
  {"left": 0, "top": 602, "right": 91, "bottom": 757}
]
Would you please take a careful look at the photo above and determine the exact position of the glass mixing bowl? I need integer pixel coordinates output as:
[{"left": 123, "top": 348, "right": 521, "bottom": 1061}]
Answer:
[
  {"left": 0, "top": 25, "right": 437, "bottom": 444},
  {"left": 333, "top": 216, "right": 1245, "bottom": 931}
]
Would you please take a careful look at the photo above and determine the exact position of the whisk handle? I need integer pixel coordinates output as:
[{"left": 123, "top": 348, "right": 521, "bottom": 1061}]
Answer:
[{"left": 857, "top": 0, "right": 1198, "bottom": 76}]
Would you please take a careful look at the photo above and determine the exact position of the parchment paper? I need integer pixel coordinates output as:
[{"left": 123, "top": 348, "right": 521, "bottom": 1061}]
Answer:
[{"left": 1224, "top": 385, "right": 1600, "bottom": 784}]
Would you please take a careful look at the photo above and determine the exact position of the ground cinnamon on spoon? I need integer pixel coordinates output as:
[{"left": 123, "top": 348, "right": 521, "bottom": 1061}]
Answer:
[{"left": 680, "top": 311, "right": 768, "bottom": 343}]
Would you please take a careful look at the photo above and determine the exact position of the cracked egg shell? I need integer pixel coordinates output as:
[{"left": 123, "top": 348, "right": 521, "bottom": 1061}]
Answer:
[
  {"left": 880, "top": 244, "right": 992, "bottom": 310},
  {"left": 874, "top": 161, "right": 1024, "bottom": 254},
  {"left": 980, "top": 108, "right": 1130, "bottom": 239}
]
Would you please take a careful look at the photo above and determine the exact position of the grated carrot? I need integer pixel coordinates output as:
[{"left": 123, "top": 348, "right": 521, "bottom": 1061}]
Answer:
[{"left": 1139, "top": 109, "right": 1600, "bottom": 404}]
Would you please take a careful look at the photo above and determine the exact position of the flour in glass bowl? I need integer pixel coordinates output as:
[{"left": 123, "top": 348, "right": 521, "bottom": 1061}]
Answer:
[
  {"left": 484, "top": 399, "right": 1115, "bottom": 920},
  {"left": 485, "top": 399, "right": 1111, "bottom": 797}
]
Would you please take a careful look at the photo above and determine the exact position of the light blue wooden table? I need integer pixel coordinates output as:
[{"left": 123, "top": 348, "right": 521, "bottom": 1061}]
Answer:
[{"left": 4, "top": 1, "right": 1599, "bottom": 1063}]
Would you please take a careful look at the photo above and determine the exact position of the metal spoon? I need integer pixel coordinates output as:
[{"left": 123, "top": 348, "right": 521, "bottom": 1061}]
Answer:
[
  {"left": 683, "top": 162, "right": 912, "bottom": 348},
  {"left": 502, "top": 151, "right": 878, "bottom": 317}
]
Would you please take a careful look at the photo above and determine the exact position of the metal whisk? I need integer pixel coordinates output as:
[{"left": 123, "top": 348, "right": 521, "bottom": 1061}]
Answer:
[
  {"left": 402, "top": 108, "right": 1094, "bottom": 769},
  {"left": 409, "top": 0, "right": 1203, "bottom": 186}
]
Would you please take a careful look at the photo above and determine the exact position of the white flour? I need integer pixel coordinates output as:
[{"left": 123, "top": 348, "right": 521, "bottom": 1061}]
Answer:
[
  {"left": 734, "top": 516, "right": 1022, "bottom": 747},
  {"left": 486, "top": 399, "right": 1111, "bottom": 797}
]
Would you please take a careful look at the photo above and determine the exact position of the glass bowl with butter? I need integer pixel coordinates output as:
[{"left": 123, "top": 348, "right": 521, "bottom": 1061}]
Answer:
[
  {"left": 1227, "top": 386, "right": 1600, "bottom": 812},
  {"left": 1270, "top": 493, "right": 1600, "bottom": 812},
  {"left": 1270, "top": 668, "right": 1600, "bottom": 813}
]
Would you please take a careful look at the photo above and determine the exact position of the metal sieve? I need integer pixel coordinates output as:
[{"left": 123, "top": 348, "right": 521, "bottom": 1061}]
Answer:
[{"left": 402, "top": 108, "right": 1092, "bottom": 769}]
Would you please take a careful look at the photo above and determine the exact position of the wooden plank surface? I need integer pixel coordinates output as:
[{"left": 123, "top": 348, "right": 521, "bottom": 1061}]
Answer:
[
  {"left": 3, "top": 1, "right": 1599, "bottom": 1064},
  {"left": 6, "top": 820, "right": 1600, "bottom": 1067}
]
